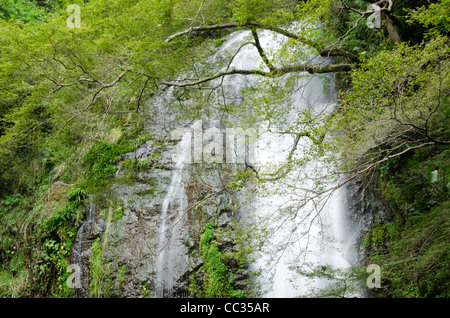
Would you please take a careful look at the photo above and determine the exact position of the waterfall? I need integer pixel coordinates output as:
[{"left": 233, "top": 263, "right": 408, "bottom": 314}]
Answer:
[
  {"left": 150, "top": 24, "right": 361, "bottom": 298},
  {"left": 154, "top": 133, "right": 190, "bottom": 298},
  {"left": 71, "top": 196, "right": 97, "bottom": 298},
  {"left": 212, "top": 27, "right": 360, "bottom": 297}
]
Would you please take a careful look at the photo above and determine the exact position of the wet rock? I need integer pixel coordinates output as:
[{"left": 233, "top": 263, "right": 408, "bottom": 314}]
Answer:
[{"left": 346, "top": 174, "right": 391, "bottom": 263}]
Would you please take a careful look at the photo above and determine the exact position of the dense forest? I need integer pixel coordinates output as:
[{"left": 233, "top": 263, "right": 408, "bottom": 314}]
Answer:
[{"left": 0, "top": 0, "right": 448, "bottom": 298}]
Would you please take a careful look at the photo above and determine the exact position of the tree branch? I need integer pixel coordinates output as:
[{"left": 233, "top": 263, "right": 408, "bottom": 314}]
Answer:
[
  {"left": 165, "top": 22, "right": 240, "bottom": 43},
  {"left": 51, "top": 69, "right": 128, "bottom": 139},
  {"left": 250, "top": 27, "right": 275, "bottom": 72},
  {"left": 245, "top": 128, "right": 327, "bottom": 183},
  {"left": 161, "top": 63, "right": 351, "bottom": 88},
  {"left": 165, "top": 21, "right": 353, "bottom": 58}
]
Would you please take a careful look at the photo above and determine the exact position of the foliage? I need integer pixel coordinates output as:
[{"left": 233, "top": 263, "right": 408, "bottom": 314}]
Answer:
[
  {"left": 0, "top": 182, "right": 84, "bottom": 297},
  {"left": 334, "top": 35, "right": 449, "bottom": 176},
  {"left": 0, "top": 0, "right": 448, "bottom": 298},
  {"left": 407, "top": 0, "right": 450, "bottom": 36},
  {"left": 88, "top": 236, "right": 128, "bottom": 298},
  {"left": 80, "top": 127, "right": 153, "bottom": 191},
  {"left": 296, "top": 264, "right": 368, "bottom": 298},
  {"left": 362, "top": 145, "right": 450, "bottom": 298},
  {"left": 199, "top": 221, "right": 215, "bottom": 258},
  {"left": 190, "top": 222, "right": 244, "bottom": 298},
  {"left": 120, "top": 153, "right": 160, "bottom": 172},
  {"left": 89, "top": 237, "right": 103, "bottom": 298},
  {"left": 0, "top": 0, "right": 54, "bottom": 22},
  {"left": 112, "top": 205, "right": 124, "bottom": 222}
]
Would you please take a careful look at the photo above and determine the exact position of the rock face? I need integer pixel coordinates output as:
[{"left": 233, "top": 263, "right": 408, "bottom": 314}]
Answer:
[
  {"left": 70, "top": 134, "right": 244, "bottom": 298},
  {"left": 346, "top": 175, "right": 391, "bottom": 261},
  {"left": 69, "top": 198, "right": 102, "bottom": 298},
  {"left": 345, "top": 174, "right": 392, "bottom": 297}
]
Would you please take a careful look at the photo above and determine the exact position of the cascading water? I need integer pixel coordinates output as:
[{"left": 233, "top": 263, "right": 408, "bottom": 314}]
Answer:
[
  {"left": 150, "top": 24, "right": 362, "bottom": 298},
  {"left": 154, "top": 133, "right": 191, "bottom": 298},
  {"left": 71, "top": 196, "right": 97, "bottom": 298},
  {"left": 210, "top": 27, "right": 359, "bottom": 297}
]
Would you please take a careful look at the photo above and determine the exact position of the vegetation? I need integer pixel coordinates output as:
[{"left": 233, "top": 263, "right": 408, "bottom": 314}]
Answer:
[
  {"left": 189, "top": 221, "right": 244, "bottom": 298},
  {"left": 0, "top": 0, "right": 448, "bottom": 298},
  {"left": 362, "top": 146, "right": 450, "bottom": 298}
]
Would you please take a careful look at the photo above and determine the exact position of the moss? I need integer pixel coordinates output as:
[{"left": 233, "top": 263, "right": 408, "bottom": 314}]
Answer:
[
  {"left": 141, "top": 284, "right": 151, "bottom": 298},
  {"left": 103, "top": 263, "right": 127, "bottom": 297},
  {"left": 112, "top": 206, "right": 124, "bottom": 221},
  {"left": 202, "top": 240, "right": 236, "bottom": 298},
  {"left": 33, "top": 198, "right": 79, "bottom": 298},
  {"left": 0, "top": 190, "right": 80, "bottom": 297},
  {"left": 362, "top": 233, "right": 371, "bottom": 249},
  {"left": 116, "top": 264, "right": 127, "bottom": 288},
  {"left": 121, "top": 158, "right": 152, "bottom": 171},
  {"left": 199, "top": 221, "right": 215, "bottom": 258},
  {"left": 213, "top": 38, "right": 226, "bottom": 47},
  {"left": 81, "top": 130, "right": 154, "bottom": 193},
  {"left": 89, "top": 237, "right": 129, "bottom": 298},
  {"left": 372, "top": 224, "right": 386, "bottom": 247},
  {"left": 89, "top": 237, "right": 104, "bottom": 298},
  {"left": 188, "top": 274, "right": 199, "bottom": 297},
  {"left": 191, "top": 222, "right": 244, "bottom": 298}
]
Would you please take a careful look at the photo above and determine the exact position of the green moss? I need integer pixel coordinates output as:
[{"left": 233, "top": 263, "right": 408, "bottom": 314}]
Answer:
[
  {"left": 112, "top": 206, "right": 124, "bottom": 221},
  {"left": 141, "top": 284, "right": 151, "bottom": 298},
  {"left": 89, "top": 237, "right": 104, "bottom": 298},
  {"left": 89, "top": 237, "right": 129, "bottom": 298},
  {"left": 372, "top": 224, "right": 386, "bottom": 247},
  {"left": 202, "top": 241, "right": 237, "bottom": 298},
  {"left": 81, "top": 130, "right": 154, "bottom": 192},
  {"left": 213, "top": 38, "right": 226, "bottom": 47},
  {"left": 121, "top": 155, "right": 160, "bottom": 172},
  {"left": 116, "top": 264, "right": 127, "bottom": 286},
  {"left": 199, "top": 221, "right": 215, "bottom": 258},
  {"left": 82, "top": 141, "right": 127, "bottom": 191},
  {"left": 362, "top": 233, "right": 371, "bottom": 249},
  {"left": 191, "top": 222, "right": 244, "bottom": 298},
  {"left": 0, "top": 187, "right": 84, "bottom": 297}
]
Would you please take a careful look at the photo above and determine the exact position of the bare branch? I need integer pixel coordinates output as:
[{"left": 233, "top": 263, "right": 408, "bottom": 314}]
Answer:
[
  {"left": 161, "top": 63, "right": 351, "bottom": 88},
  {"left": 165, "top": 22, "right": 240, "bottom": 43},
  {"left": 165, "top": 21, "right": 353, "bottom": 58},
  {"left": 245, "top": 128, "right": 326, "bottom": 183},
  {"left": 250, "top": 27, "right": 276, "bottom": 72},
  {"left": 190, "top": 0, "right": 206, "bottom": 28},
  {"left": 51, "top": 69, "right": 129, "bottom": 139}
]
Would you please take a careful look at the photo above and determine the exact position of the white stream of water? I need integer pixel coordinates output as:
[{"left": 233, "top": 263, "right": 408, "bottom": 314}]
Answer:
[
  {"left": 154, "top": 133, "right": 191, "bottom": 298},
  {"left": 216, "top": 28, "right": 358, "bottom": 297},
  {"left": 71, "top": 196, "right": 96, "bottom": 297},
  {"left": 152, "top": 25, "right": 360, "bottom": 298}
]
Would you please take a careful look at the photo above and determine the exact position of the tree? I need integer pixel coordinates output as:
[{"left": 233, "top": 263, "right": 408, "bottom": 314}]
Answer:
[
  {"left": 334, "top": 36, "right": 449, "bottom": 186},
  {"left": 0, "top": 0, "right": 448, "bottom": 297}
]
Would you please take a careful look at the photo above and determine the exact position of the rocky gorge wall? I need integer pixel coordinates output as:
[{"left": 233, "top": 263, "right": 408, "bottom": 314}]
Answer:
[{"left": 69, "top": 132, "right": 248, "bottom": 298}]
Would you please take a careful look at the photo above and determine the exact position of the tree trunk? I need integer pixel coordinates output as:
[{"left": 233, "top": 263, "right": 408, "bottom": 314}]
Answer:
[{"left": 384, "top": 14, "right": 401, "bottom": 43}]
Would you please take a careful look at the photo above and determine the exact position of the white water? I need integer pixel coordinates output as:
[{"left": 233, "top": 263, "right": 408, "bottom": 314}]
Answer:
[
  {"left": 71, "top": 196, "right": 96, "bottom": 298},
  {"left": 245, "top": 131, "right": 355, "bottom": 297},
  {"left": 154, "top": 133, "right": 191, "bottom": 298},
  {"left": 152, "top": 25, "right": 360, "bottom": 298},
  {"left": 213, "top": 28, "right": 358, "bottom": 297}
]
